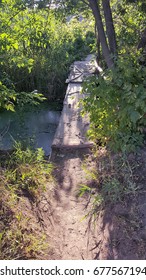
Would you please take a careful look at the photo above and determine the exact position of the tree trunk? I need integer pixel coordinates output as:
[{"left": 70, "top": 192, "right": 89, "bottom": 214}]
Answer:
[
  {"left": 95, "top": 23, "right": 101, "bottom": 62},
  {"left": 88, "top": 0, "right": 114, "bottom": 68},
  {"left": 102, "top": 0, "right": 117, "bottom": 57}
]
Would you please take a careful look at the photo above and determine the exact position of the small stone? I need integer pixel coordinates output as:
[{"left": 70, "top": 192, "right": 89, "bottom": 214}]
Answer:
[{"left": 43, "top": 205, "right": 48, "bottom": 212}]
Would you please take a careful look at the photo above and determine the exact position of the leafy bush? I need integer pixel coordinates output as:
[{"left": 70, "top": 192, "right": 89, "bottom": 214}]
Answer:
[
  {"left": 0, "top": 82, "right": 16, "bottom": 111},
  {"left": 81, "top": 54, "right": 146, "bottom": 152},
  {"left": 0, "top": 1, "right": 95, "bottom": 100}
]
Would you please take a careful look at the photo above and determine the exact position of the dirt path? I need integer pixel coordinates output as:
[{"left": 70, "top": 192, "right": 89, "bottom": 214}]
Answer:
[
  {"left": 47, "top": 149, "right": 100, "bottom": 260},
  {"left": 42, "top": 147, "right": 146, "bottom": 260}
]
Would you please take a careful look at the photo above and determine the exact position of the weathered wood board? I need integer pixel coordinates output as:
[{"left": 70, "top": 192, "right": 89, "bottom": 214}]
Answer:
[{"left": 51, "top": 55, "right": 95, "bottom": 150}]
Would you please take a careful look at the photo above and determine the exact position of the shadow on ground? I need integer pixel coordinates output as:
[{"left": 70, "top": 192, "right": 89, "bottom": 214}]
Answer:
[
  {"left": 50, "top": 147, "right": 146, "bottom": 260},
  {"left": 82, "top": 148, "right": 146, "bottom": 260}
]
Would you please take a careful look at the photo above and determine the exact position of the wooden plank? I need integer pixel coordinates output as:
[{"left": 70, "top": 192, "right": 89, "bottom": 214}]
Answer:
[
  {"left": 51, "top": 143, "right": 94, "bottom": 149},
  {"left": 66, "top": 60, "right": 95, "bottom": 83},
  {"left": 51, "top": 55, "right": 95, "bottom": 151}
]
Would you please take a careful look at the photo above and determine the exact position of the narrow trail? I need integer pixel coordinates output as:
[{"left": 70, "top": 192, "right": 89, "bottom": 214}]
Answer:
[
  {"left": 48, "top": 149, "right": 99, "bottom": 260},
  {"left": 43, "top": 148, "right": 115, "bottom": 260}
]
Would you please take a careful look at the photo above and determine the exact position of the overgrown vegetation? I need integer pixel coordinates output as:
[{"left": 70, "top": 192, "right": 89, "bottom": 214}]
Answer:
[
  {"left": 1, "top": 0, "right": 146, "bottom": 259},
  {"left": 78, "top": 3, "right": 146, "bottom": 243},
  {"left": 0, "top": 144, "right": 54, "bottom": 259},
  {"left": 0, "top": 0, "right": 96, "bottom": 260},
  {"left": 82, "top": 54, "right": 146, "bottom": 152},
  {"left": 0, "top": 0, "right": 95, "bottom": 106},
  {"left": 81, "top": 0, "right": 146, "bottom": 153}
]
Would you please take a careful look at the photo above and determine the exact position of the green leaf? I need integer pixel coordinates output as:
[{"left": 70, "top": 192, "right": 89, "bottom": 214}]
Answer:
[
  {"left": 5, "top": 103, "right": 15, "bottom": 111},
  {"left": 130, "top": 111, "right": 141, "bottom": 123}
]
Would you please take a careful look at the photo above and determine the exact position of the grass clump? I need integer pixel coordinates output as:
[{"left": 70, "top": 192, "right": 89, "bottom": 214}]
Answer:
[
  {"left": 8, "top": 143, "right": 54, "bottom": 198},
  {"left": 79, "top": 149, "right": 139, "bottom": 216},
  {"left": 0, "top": 143, "right": 54, "bottom": 259}
]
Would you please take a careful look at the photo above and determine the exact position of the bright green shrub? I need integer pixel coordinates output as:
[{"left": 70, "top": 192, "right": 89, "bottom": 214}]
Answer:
[
  {"left": 82, "top": 54, "right": 146, "bottom": 152},
  {"left": 0, "top": 1, "right": 95, "bottom": 100}
]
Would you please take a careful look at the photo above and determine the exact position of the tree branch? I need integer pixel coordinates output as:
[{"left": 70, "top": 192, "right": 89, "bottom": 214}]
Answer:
[{"left": 81, "top": 0, "right": 90, "bottom": 7}]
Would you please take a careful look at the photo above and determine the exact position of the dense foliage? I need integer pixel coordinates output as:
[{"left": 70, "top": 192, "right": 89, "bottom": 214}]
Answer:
[
  {"left": 0, "top": 0, "right": 95, "bottom": 109},
  {"left": 82, "top": 0, "right": 146, "bottom": 152},
  {"left": 1, "top": 0, "right": 146, "bottom": 260},
  {"left": 82, "top": 54, "right": 146, "bottom": 152}
]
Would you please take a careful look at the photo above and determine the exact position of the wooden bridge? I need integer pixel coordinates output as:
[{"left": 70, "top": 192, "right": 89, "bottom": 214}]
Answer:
[{"left": 51, "top": 54, "right": 96, "bottom": 151}]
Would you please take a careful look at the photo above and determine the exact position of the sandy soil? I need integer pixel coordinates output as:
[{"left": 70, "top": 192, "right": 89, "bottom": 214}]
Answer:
[{"left": 46, "top": 149, "right": 97, "bottom": 259}]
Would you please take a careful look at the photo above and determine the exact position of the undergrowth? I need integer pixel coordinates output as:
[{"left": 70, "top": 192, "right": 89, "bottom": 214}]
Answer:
[
  {"left": 79, "top": 148, "right": 139, "bottom": 218},
  {"left": 0, "top": 143, "right": 54, "bottom": 259}
]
